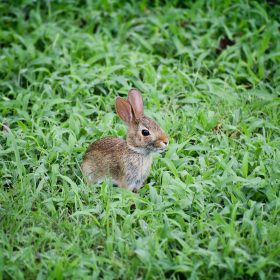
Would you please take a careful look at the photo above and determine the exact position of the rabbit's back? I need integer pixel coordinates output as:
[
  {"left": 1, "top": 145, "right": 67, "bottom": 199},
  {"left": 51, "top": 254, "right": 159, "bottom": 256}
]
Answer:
[
  {"left": 82, "top": 137, "right": 126, "bottom": 185},
  {"left": 86, "top": 136, "right": 125, "bottom": 155}
]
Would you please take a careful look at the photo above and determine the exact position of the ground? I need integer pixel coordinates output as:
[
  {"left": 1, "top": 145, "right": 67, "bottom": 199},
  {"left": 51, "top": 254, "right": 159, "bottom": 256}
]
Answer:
[{"left": 0, "top": 1, "right": 280, "bottom": 279}]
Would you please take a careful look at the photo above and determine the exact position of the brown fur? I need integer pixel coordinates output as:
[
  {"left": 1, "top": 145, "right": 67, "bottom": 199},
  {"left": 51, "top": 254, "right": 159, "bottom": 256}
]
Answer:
[{"left": 81, "top": 89, "right": 168, "bottom": 192}]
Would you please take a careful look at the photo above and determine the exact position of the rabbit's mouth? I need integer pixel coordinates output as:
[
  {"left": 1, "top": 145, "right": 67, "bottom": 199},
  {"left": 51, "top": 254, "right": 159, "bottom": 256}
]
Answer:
[
  {"left": 128, "top": 142, "right": 167, "bottom": 154},
  {"left": 155, "top": 147, "right": 166, "bottom": 153},
  {"left": 148, "top": 143, "right": 167, "bottom": 153},
  {"left": 150, "top": 140, "right": 168, "bottom": 153}
]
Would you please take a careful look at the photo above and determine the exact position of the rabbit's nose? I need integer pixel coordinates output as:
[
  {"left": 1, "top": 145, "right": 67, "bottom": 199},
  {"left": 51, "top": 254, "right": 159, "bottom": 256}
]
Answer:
[
  {"left": 163, "top": 136, "right": 169, "bottom": 145},
  {"left": 161, "top": 139, "right": 169, "bottom": 147},
  {"left": 157, "top": 136, "right": 169, "bottom": 149}
]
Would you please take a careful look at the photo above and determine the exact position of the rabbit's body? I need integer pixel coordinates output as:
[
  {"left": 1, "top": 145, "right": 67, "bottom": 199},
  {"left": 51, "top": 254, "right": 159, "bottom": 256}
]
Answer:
[
  {"left": 82, "top": 136, "right": 152, "bottom": 191},
  {"left": 82, "top": 89, "right": 168, "bottom": 192}
]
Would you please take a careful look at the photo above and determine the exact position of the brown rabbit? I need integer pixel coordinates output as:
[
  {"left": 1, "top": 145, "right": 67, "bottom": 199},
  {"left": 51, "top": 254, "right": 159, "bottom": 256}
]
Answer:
[{"left": 81, "top": 88, "right": 168, "bottom": 192}]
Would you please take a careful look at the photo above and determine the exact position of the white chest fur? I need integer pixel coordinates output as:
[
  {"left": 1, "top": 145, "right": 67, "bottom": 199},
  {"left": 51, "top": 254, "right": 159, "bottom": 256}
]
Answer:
[
  {"left": 125, "top": 152, "right": 153, "bottom": 191},
  {"left": 139, "top": 154, "right": 152, "bottom": 182}
]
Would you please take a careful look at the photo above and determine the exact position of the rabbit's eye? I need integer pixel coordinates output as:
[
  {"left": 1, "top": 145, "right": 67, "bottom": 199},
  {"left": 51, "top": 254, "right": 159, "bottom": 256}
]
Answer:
[{"left": 141, "top": 129, "right": 150, "bottom": 136}]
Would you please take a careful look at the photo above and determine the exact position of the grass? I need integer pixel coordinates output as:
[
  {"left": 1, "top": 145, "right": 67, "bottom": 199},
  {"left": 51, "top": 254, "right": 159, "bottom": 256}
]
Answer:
[{"left": 0, "top": 0, "right": 280, "bottom": 279}]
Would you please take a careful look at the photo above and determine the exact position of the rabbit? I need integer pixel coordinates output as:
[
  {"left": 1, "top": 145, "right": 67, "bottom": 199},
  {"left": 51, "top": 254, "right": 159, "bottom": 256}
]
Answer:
[{"left": 81, "top": 88, "right": 168, "bottom": 192}]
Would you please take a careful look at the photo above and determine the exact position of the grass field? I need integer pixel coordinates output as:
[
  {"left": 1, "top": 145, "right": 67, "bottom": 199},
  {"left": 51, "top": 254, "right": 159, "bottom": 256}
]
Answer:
[{"left": 1, "top": 1, "right": 280, "bottom": 279}]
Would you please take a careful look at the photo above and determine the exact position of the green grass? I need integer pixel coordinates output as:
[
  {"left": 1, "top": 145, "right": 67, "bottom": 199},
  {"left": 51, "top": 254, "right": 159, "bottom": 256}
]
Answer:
[{"left": 1, "top": 0, "right": 280, "bottom": 279}]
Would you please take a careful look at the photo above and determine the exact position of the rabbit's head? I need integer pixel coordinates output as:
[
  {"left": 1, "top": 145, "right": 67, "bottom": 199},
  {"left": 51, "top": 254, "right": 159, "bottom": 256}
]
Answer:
[{"left": 116, "top": 89, "right": 168, "bottom": 154}]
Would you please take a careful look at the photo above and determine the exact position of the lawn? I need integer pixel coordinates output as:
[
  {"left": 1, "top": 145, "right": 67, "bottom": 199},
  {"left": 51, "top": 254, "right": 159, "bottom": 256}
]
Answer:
[{"left": 0, "top": 1, "right": 280, "bottom": 279}]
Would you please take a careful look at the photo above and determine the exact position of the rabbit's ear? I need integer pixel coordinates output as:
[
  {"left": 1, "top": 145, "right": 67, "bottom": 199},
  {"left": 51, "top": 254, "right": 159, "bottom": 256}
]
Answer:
[
  {"left": 128, "top": 89, "right": 144, "bottom": 120},
  {"left": 116, "top": 97, "right": 133, "bottom": 124}
]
